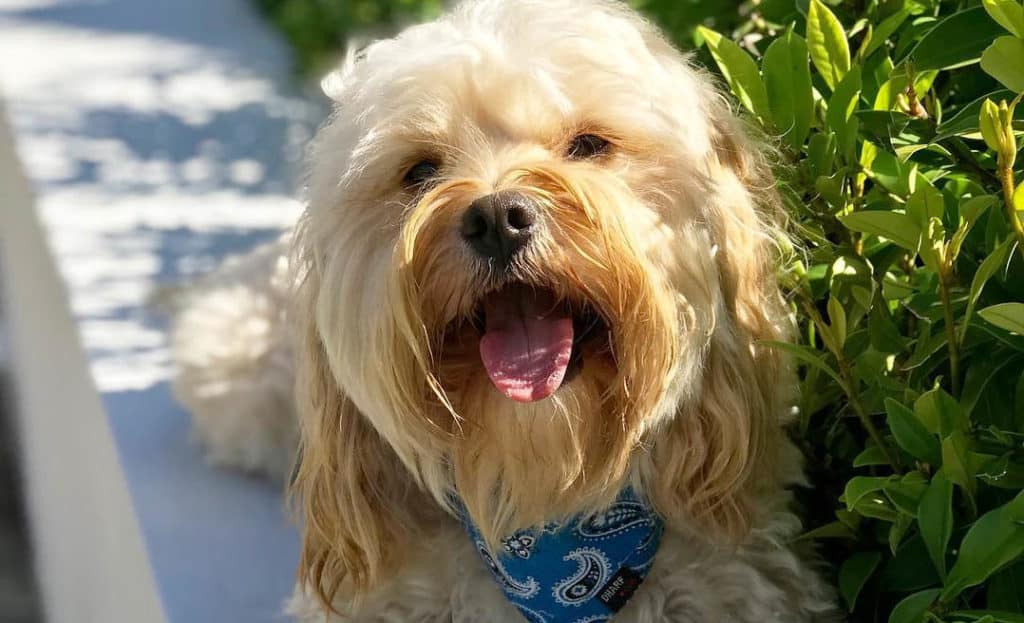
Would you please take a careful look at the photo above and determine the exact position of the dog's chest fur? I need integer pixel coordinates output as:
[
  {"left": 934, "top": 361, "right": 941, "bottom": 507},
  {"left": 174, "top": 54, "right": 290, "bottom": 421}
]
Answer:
[{"left": 290, "top": 517, "right": 836, "bottom": 623}]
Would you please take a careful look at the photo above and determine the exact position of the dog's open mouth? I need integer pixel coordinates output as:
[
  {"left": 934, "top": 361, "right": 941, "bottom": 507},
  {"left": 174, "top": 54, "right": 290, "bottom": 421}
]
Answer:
[{"left": 471, "top": 283, "right": 607, "bottom": 403}]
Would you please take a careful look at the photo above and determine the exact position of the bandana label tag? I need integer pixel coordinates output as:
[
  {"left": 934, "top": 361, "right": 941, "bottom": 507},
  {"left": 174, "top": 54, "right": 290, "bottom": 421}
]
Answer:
[{"left": 597, "top": 566, "right": 643, "bottom": 612}]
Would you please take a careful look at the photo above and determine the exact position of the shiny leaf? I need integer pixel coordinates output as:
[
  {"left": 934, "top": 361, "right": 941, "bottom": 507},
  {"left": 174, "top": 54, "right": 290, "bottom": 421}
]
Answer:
[
  {"left": 886, "top": 398, "right": 942, "bottom": 465},
  {"left": 918, "top": 472, "right": 954, "bottom": 578},
  {"left": 839, "top": 552, "right": 881, "bottom": 611},
  {"left": 762, "top": 31, "right": 814, "bottom": 151},
  {"left": 981, "top": 36, "right": 1024, "bottom": 92},
  {"left": 698, "top": 27, "right": 771, "bottom": 118},
  {"left": 907, "top": 7, "right": 1007, "bottom": 71},
  {"left": 979, "top": 303, "right": 1024, "bottom": 334},
  {"left": 807, "top": 0, "right": 850, "bottom": 91},
  {"left": 941, "top": 491, "right": 1024, "bottom": 601}
]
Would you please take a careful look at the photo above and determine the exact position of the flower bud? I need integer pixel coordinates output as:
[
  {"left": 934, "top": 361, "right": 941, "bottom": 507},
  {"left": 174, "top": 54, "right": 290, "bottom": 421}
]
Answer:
[
  {"left": 980, "top": 98, "right": 1003, "bottom": 154},
  {"left": 999, "top": 100, "right": 1017, "bottom": 168},
  {"left": 980, "top": 98, "right": 1020, "bottom": 168}
]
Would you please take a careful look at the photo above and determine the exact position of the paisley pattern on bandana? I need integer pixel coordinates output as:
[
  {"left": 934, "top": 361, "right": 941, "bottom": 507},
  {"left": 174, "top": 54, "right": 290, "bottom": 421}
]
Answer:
[
  {"left": 553, "top": 547, "right": 612, "bottom": 606},
  {"left": 474, "top": 540, "right": 541, "bottom": 599},
  {"left": 577, "top": 501, "right": 655, "bottom": 540},
  {"left": 503, "top": 532, "right": 537, "bottom": 559},
  {"left": 458, "top": 490, "right": 663, "bottom": 623}
]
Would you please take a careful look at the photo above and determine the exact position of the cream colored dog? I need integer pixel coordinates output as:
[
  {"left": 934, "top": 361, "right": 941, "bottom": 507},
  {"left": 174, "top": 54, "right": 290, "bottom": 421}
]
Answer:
[{"left": 172, "top": 0, "right": 837, "bottom": 620}]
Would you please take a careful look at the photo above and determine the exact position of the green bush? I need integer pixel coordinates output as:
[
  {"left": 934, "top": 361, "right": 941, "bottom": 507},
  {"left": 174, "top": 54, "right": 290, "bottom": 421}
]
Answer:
[
  {"left": 258, "top": 0, "right": 1024, "bottom": 620},
  {"left": 255, "top": 0, "right": 444, "bottom": 72},
  {"left": 256, "top": 0, "right": 745, "bottom": 73},
  {"left": 697, "top": 1, "right": 1024, "bottom": 621}
]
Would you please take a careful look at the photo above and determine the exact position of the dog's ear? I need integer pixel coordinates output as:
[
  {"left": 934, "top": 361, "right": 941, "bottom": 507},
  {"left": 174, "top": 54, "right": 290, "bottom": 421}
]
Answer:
[
  {"left": 290, "top": 267, "right": 428, "bottom": 611},
  {"left": 647, "top": 85, "right": 793, "bottom": 544}
]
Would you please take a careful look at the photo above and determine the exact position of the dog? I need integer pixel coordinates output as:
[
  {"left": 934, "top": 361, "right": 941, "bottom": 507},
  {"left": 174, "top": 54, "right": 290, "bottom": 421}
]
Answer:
[{"left": 171, "top": 0, "right": 838, "bottom": 620}]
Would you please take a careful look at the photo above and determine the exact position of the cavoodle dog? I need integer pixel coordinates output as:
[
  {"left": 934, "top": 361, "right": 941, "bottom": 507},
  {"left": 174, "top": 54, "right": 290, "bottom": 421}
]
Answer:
[{"left": 171, "top": 0, "right": 837, "bottom": 620}]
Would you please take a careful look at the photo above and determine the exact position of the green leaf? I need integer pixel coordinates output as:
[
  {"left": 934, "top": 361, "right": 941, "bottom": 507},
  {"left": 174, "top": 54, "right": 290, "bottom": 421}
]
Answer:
[
  {"left": 855, "top": 445, "right": 893, "bottom": 467},
  {"left": 827, "top": 67, "right": 862, "bottom": 162},
  {"left": 1017, "top": 374, "right": 1024, "bottom": 421},
  {"left": 839, "top": 552, "right": 881, "bottom": 612},
  {"left": 963, "top": 354, "right": 1024, "bottom": 416},
  {"left": 1016, "top": 182, "right": 1024, "bottom": 212},
  {"left": 918, "top": 472, "right": 953, "bottom": 579},
  {"left": 845, "top": 476, "right": 897, "bottom": 509},
  {"left": 870, "top": 295, "right": 906, "bottom": 352},
  {"left": 762, "top": 31, "right": 814, "bottom": 151},
  {"left": 915, "top": 389, "right": 968, "bottom": 436},
  {"left": 863, "top": 9, "right": 910, "bottom": 58},
  {"left": 857, "top": 110, "right": 911, "bottom": 148},
  {"left": 886, "top": 398, "right": 941, "bottom": 465},
  {"left": 882, "top": 274, "right": 916, "bottom": 300},
  {"left": 889, "top": 513, "right": 914, "bottom": 555},
  {"left": 806, "top": 0, "right": 850, "bottom": 91},
  {"left": 827, "top": 296, "right": 847, "bottom": 347},
  {"left": 906, "top": 181, "right": 945, "bottom": 228},
  {"left": 940, "top": 491, "right": 1024, "bottom": 602},
  {"left": 952, "top": 611, "right": 1024, "bottom": 623},
  {"left": 816, "top": 172, "right": 847, "bottom": 207},
  {"left": 987, "top": 562, "right": 1024, "bottom": 611},
  {"left": 882, "top": 535, "right": 942, "bottom": 592},
  {"left": 979, "top": 303, "right": 1024, "bottom": 334},
  {"left": 942, "top": 431, "right": 976, "bottom": 500},
  {"left": 903, "top": 329, "right": 948, "bottom": 371},
  {"left": 885, "top": 473, "right": 928, "bottom": 516},
  {"left": 854, "top": 493, "right": 901, "bottom": 522},
  {"left": 869, "top": 148, "right": 915, "bottom": 196},
  {"left": 983, "top": 0, "right": 1024, "bottom": 38},
  {"left": 759, "top": 340, "right": 843, "bottom": 384},
  {"left": 888, "top": 588, "right": 941, "bottom": 623},
  {"left": 839, "top": 211, "right": 922, "bottom": 251},
  {"left": 962, "top": 238, "right": 1014, "bottom": 342},
  {"left": 907, "top": 7, "right": 1008, "bottom": 71},
  {"left": 960, "top": 195, "right": 998, "bottom": 226},
  {"left": 697, "top": 27, "right": 770, "bottom": 118},
  {"left": 981, "top": 36, "right": 1024, "bottom": 93},
  {"left": 797, "top": 520, "right": 857, "bottom": 541},
  {"left": 807, "top": 131, "right": 838, "bottom": 180},
  {"left": 949, "top": 196, "right": 996, "bottom": 261},
  {"left": 919, "top": 217, "right": 946, "bottom": 275}
]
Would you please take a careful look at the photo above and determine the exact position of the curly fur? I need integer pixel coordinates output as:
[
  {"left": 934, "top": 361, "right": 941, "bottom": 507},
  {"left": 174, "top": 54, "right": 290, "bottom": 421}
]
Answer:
[{"left": 171, "top": 0, "right": 839, "bottom": 620}]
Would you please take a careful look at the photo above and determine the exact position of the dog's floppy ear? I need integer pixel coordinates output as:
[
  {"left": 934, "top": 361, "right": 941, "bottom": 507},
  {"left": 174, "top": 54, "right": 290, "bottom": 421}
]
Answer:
[
  {"left": 290, "top": 265, "right": 429, "bottom": 610},
  {"left": 648, "top": 84, "right": 793, "bottom": 543}
]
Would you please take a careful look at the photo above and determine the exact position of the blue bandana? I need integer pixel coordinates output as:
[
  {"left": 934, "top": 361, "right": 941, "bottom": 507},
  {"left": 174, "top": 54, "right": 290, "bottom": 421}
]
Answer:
[{"left": 458, "top": 490, "right": 664, "bottom": 623}]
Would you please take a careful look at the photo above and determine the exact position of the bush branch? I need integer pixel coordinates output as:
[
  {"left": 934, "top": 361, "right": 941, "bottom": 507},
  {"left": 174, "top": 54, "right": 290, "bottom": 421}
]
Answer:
[
  {"left": 999, "top": 165, "right": 1024, "bottom": 261},
  {"left": 797, "top": 296, "right": 901, "bottom": 472},
  {"left": 938, "top": 267, "right": 961, "bottom": 398}
]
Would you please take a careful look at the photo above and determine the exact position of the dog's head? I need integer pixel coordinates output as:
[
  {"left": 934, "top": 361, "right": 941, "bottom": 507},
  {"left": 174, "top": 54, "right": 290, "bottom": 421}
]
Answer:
[{"left": 294, "top": 0, "right": 793, "bottom": 606}]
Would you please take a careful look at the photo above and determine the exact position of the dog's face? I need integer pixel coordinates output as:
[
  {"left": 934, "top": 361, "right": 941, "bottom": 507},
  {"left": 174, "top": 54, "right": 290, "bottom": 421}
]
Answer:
[{"left": 295, "top": 0, "right": 792, "bottom": 601}]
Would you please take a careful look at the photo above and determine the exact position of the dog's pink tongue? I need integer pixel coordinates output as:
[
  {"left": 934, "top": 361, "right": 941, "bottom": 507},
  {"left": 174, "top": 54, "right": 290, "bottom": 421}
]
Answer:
[{"left": 479, "top": 287, "right": 574, "bottom": 403}]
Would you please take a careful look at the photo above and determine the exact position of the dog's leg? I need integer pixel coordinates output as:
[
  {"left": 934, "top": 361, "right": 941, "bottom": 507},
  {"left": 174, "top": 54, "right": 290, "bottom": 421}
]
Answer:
[
  {"left": 170, "top": 237, "right": 297, "bottom": 479},
  {"left": 287, "top": 526, "right": 522, "bottom": 623}
]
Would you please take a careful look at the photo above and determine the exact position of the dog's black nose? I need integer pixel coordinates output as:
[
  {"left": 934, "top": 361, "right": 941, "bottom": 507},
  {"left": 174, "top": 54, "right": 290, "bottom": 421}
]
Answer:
[{"left": 461, "top": 191, "right": 538, "bottom": 266}]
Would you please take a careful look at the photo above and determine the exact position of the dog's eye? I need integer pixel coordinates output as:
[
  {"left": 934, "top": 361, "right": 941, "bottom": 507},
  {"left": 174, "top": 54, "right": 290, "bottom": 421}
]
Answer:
[
  {"left": 567, "top": 134, "right": 611, "bottom": 159},
  {"left": 403, "top": 160, "right": 440, "bottom": 188}
]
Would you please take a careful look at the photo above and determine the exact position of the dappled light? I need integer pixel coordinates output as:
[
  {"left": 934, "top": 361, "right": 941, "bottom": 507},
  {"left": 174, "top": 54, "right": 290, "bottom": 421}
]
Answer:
[{"left": 0, "top": 0, "right": 321, "bottom": 391}]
